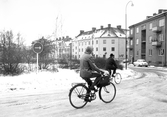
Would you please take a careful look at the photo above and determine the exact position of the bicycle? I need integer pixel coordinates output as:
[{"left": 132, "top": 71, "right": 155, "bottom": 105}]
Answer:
[
  {"left": 69, "top": 73, "right": 116, "bottom": 109},
  {"left": 111, "top": 72, "right": 122, "bottom": 84}
]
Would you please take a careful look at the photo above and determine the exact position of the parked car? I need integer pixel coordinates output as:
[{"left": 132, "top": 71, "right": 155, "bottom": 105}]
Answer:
[{"left": 133, "top": 59, "right": 148, "bottom": 67}]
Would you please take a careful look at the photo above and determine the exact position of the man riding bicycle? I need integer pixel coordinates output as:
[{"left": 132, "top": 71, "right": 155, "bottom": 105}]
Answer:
[
  {"left": 105, "top": 53, "right": 117, "bottom": 77},
  {"left": 80, "top": 46, "right": 105, "bottom": 92}
]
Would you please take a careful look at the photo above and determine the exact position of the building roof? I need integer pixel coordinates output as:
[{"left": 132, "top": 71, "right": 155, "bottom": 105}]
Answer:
[
  {"left": 129, "top": 10, "right": 167, "bottom": 28},
  {"left": 76, "top": 25, "right": 126, "bottom": 40}
]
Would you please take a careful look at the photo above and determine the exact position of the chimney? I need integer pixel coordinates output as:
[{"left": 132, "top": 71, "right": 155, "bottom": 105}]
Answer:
[
  {"left": 146, "top": 16, "right": 152, "bottom": 19},
  {"left": 158, "top": 9, "right": 167, "bottom": 14},
  {"left": 158, "top": 9, "right": 163, "bottom": 14},
  {"left": 92, "top": 27, "right": 96, "bottom": 31},
  {"left": 108, "top": 24, "right": 111, "bottom": 28},
  {"left": 117, "top": 25, "right": 121, "bottom": 29},
  {"left": 80, "top": 30, "right": 84, "bottom": 34},
  {"left": 153, "top": 13, "right": 157, "bottom": 16},
  {"left": 100, "top": 26, "right": 103, "bottom": 29}
]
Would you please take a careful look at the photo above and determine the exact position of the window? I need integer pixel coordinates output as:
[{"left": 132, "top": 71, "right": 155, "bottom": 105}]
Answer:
[
  {"left": 149, "top": 49, "right": 152, "bottom": 56},
  {"left": 96, "top": 47, "right": 98, "bottom": 51},
  {"left": 130, "top": 29, "right": 133, "bottom": 35},
  {"left": 136, "top": 27, "right": 139, "bottom": 33},
  {"left": 149, "top": 23, "right": 152, "bottom": 30},
  {"left": 111, "top": 47, "right": 115, "bottom": 51},
  {"left": 103, "top": 40, "right": 106, "bottom": 44},
  {"left": 130, "top": 40, "right": 133, "bottom": 45},
  {"left": 103, "top": 47, "right": 106, "bottom": 51},
  {"left": 149, "top": 36, "right": 152, "bottom": 43},
  {"left": 159, "top": 34, "right": 164, "bottom": 41},
  {"left": 136, "top": 51, "right": 139, "bottom": 56},
  {"left": 159, "top": 49, "right": 164, "bottom": 56},
  {"left": 96, "top": 40, "right": 98, "bottom": 44},
  {"left": 159, "top": 19, "right": 164, "bottom": 27},
  {"left": 136, "top": 39, "right": 139, "bottom": 45},
  {"left": 79, "top": 49, "right": 80, "bottom": 52},
  {"left": 111, "top": 40, "right": 115, "bottom": 44},
  {"left": 89, "top": 41, "right": 90, "bottom": 45},
  {"left": 82, "top": 48, "right": 83, "bottom": 52}
]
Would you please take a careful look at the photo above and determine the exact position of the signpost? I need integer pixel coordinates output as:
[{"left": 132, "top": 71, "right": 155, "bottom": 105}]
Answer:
[{"left": 33, "top": 42, "right": 43, "bottom": 73}]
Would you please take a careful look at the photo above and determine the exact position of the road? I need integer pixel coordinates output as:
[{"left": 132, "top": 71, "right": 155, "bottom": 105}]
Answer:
[{"left": 1, "top": 67, "right": 167, "bottom": 117}]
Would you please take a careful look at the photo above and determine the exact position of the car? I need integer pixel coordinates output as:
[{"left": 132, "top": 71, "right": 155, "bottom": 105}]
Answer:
[{"left": 133, "top": 59, "right": 148, "bottom": 67}]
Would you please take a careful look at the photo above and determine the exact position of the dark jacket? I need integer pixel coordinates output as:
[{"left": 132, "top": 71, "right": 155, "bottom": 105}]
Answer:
[
  {"left": 105, "top": 57, "right": 117, "bottom": 70},
  {"left": 80, "top": 52, "right": 101, "bottom": 78}
]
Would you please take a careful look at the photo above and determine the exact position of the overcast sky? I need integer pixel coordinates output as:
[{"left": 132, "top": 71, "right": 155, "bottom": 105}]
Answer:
[{"left": 0, "top": 0, "right": 167, "bottom": 45}]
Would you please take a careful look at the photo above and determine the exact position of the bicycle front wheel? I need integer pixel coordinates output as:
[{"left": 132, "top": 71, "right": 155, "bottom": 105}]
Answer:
[
  {"left": 114, "top": 73, "right": 122, "bottom": 84},
  {"left": 99, "top": 82, "right": 116, "bottom": 103},
  {"left": 69, "top": 84, "right": 89, "bottom": 109}
]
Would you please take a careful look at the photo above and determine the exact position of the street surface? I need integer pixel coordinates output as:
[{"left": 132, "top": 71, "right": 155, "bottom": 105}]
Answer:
[{"left": 1, "top": 67, "right": 167, "bottom": 117}]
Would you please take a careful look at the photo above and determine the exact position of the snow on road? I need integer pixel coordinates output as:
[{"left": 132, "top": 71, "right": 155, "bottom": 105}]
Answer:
[{"left": 1, "top": 67, "right": 167, "bottom": 117}]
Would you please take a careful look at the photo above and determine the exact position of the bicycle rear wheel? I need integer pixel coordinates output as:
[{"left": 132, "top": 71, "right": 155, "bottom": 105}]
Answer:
[
  {"left": 69, "top": 83, "right": 89, "bottom": 109},
  {"left": 114, "top": 73, "right": 122, "bottom": 84},
  {"left": 99, "top": 82, "right": 116, "bottom": 103}
]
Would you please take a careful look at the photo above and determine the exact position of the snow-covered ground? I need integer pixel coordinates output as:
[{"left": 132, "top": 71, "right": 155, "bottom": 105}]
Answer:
[
  {"left": 0, "top": 68, "right": 138, "bottom": 97},
  {"left": 1, "top": 66, "right": 167, "bottom": 117}
]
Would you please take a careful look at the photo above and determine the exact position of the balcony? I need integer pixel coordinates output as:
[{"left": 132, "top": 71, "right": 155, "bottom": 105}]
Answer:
[
  {"left": 152, "top": 27, "right": 162, "bottom": 33},
  {"left": 128, "top": 36, "right": 133, "bottom": 40},
  {"left": 127, "top": 46, "right": 133, "bottom": 50},
  {"left": 152, "top": 41, "right": 162, "bottom": 47}
]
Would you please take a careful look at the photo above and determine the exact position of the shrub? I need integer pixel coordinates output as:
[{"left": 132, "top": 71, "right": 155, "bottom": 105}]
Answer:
[
  {"left": 94, "top": 57, "right": 106, "bottom": 69},
  {"left": 115, "top": 60, "right": 123, "bottom": 70},
  {"left": 94, "top": 57, "right": 123, "bottom": 70},
  {"left": 1, "top": 64, "right": 24, "bottom": 76}
]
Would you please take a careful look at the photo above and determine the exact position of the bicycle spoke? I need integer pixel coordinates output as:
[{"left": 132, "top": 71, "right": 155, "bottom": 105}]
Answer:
[{"left": 69, "top": 84, "right": 88, "bottom": 109}]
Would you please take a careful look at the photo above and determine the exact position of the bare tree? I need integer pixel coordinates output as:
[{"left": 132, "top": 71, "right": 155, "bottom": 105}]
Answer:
[{"left": 0, "top": 30, "right": 24, "bottom": 75}]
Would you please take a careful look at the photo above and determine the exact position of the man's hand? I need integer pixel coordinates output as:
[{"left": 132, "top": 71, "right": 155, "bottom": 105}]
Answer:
[
  {"left": 103, "top": 70, "right": 109, "bottom": 76},
  {"left": 100, "top": 69, "right": 109, "bottom": 75}
]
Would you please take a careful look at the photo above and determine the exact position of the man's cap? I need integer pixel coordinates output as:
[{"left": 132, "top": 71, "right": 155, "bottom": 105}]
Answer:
[
  {"left": 110, "top": 53, "right": 114, "bottom": 57},
  {"left": 85, "top": 46, "right": 93, "bottom": 53}
]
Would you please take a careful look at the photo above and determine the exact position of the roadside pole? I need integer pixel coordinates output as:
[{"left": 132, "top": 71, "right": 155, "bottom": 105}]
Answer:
[
  {"left": 37, "top": 53, "right": 39, "bottom": 73},
  {"left": 33, "top": 42, "right": 43, "bottom": 73}
]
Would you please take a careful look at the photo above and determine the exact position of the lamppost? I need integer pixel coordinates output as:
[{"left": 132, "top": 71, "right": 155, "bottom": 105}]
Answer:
[{"left": 125, "top": 1, "right": 134, "bottom": 69}]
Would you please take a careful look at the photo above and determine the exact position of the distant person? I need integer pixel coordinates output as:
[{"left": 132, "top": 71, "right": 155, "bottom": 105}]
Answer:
[
  {"left": 80, "top": 46, "right": 104, "bottom": 91},
  {"left": 105, "top": 53, "right": 117, "bottom": 77}
]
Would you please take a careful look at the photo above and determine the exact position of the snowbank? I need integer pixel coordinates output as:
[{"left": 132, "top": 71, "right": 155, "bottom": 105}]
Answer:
[{"left": 0, "top": 68, "right": 136, "bottom": 97}]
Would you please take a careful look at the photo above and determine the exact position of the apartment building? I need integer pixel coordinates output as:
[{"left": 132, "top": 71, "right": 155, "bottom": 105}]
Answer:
[
  {"left": 129, "top": 9, "right": 167, "bottom": 66},
  {"left": 72, "top": 24, "right": 128, "bottom": 60},
  {"left": 55, "top": 36, "right": 72, "bottom": 60}
]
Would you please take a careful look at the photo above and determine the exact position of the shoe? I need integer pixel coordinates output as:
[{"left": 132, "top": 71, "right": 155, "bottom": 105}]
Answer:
[
  {"left": 84, "top": 97, "right": 91, "bottom": 102},
  {"left": 84, "top": 93, "right": 91, "bottom": 102}
]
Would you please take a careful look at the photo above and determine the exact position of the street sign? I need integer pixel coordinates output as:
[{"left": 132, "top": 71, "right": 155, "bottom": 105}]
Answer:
[
  {"left": 33, "top": 42, "right": 43, "bottom": 73},
  {"left": 33, "top": 42, "right": 43, "bottom": 54}
]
